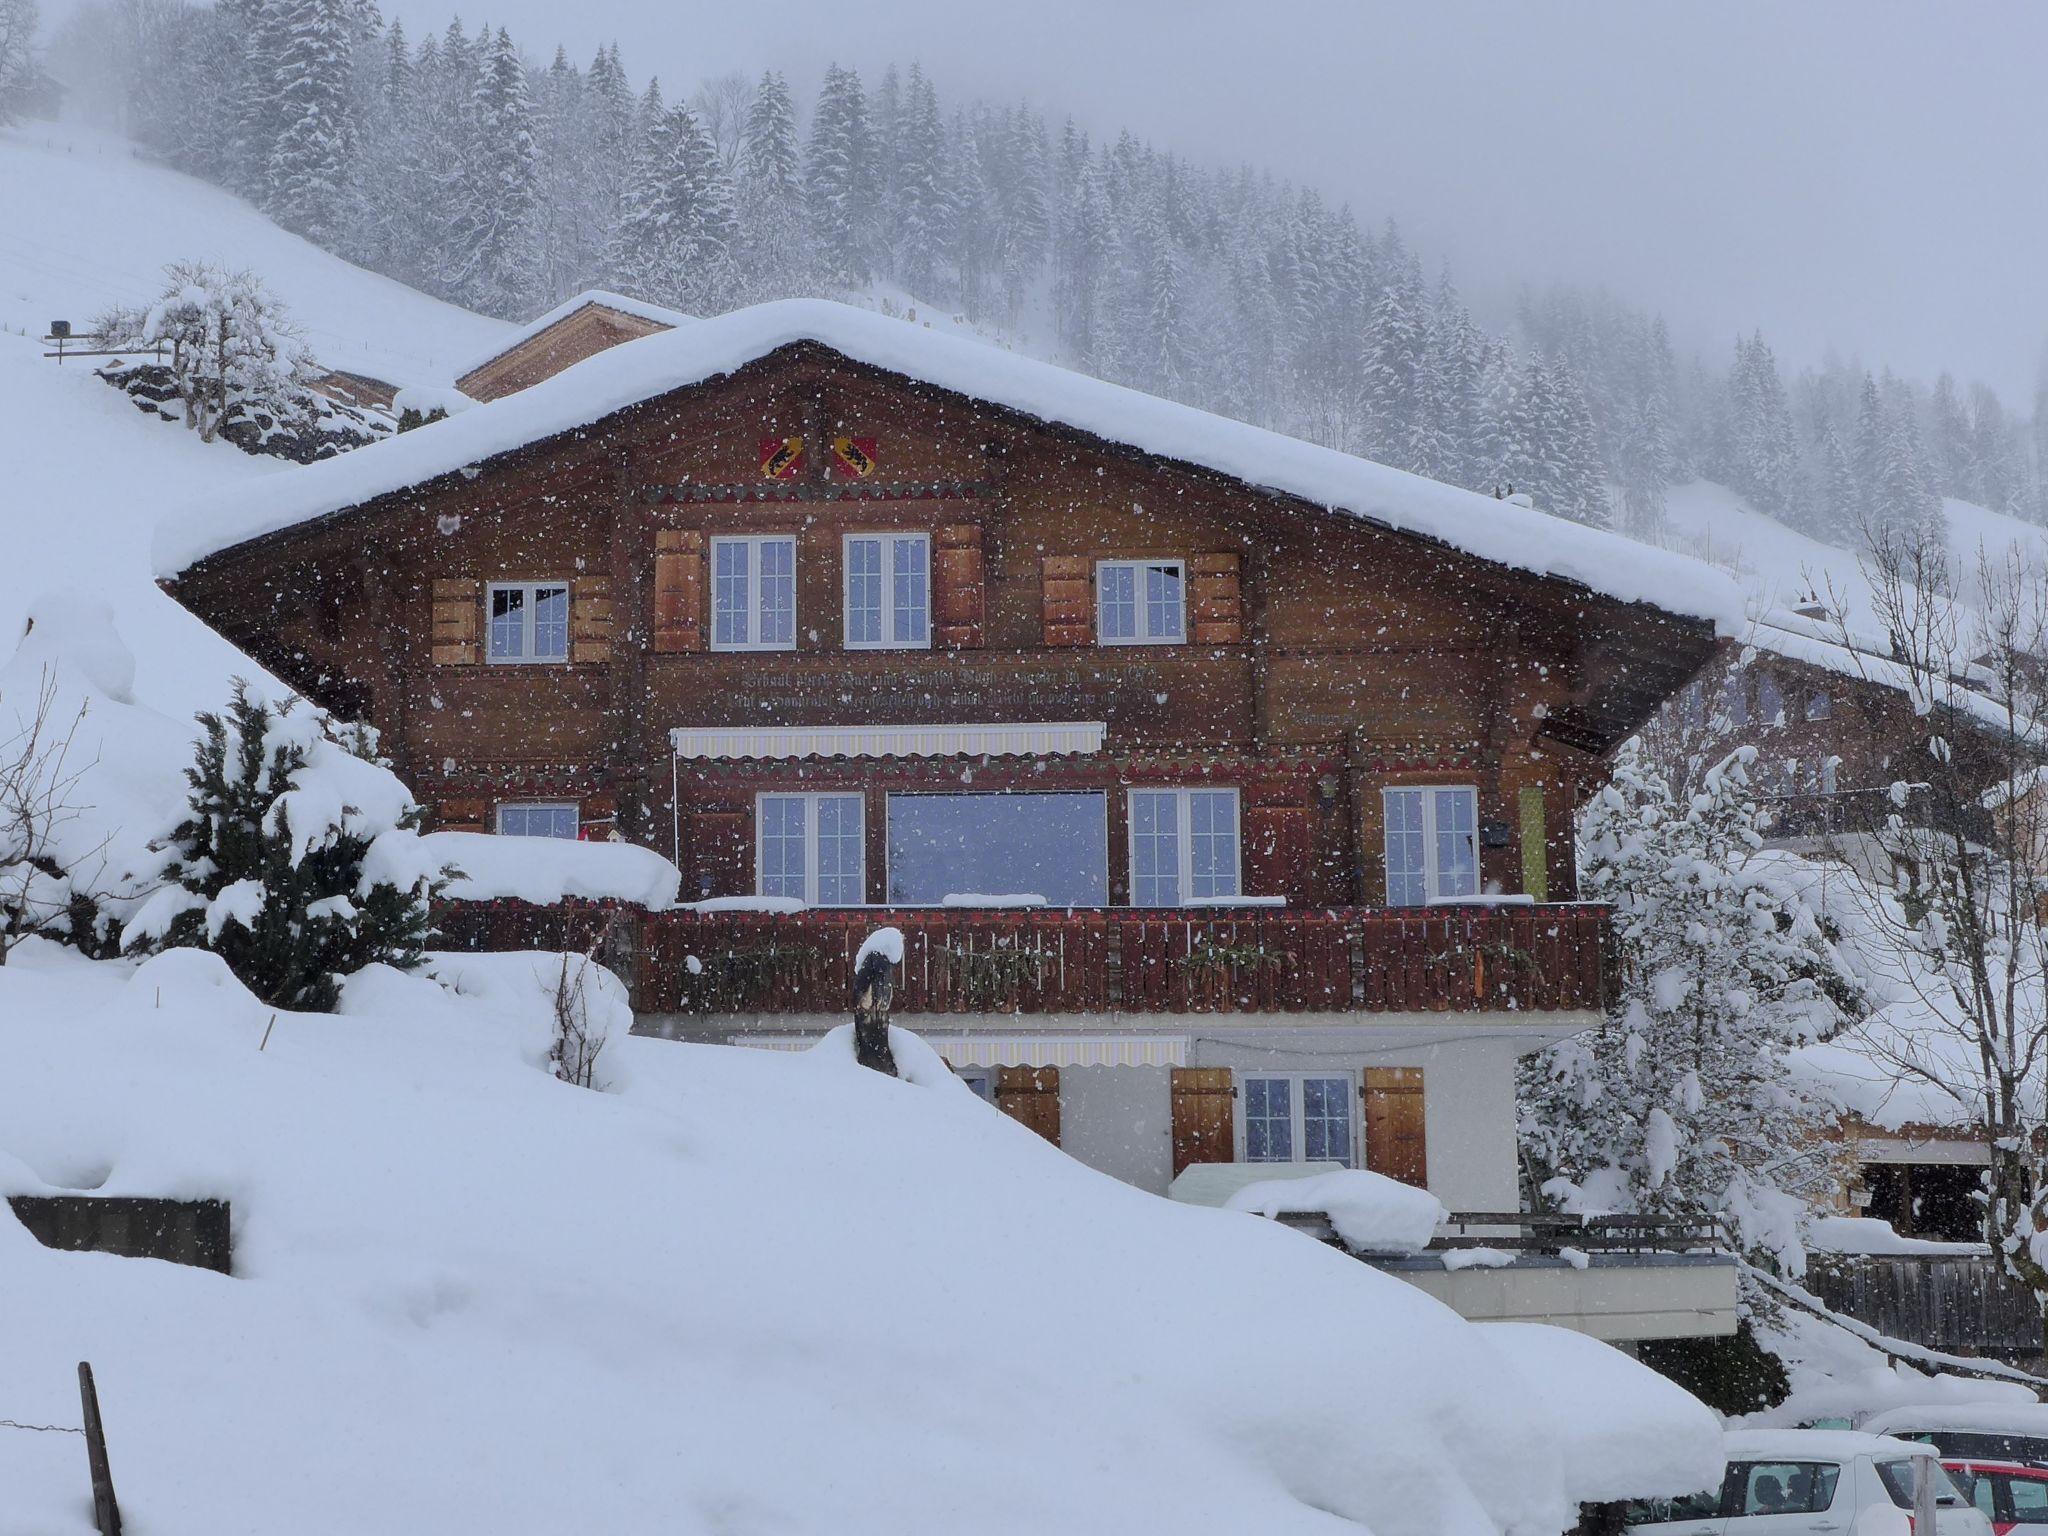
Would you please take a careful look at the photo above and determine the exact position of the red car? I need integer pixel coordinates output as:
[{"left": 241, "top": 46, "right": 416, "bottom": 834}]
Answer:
[{"left": 1943, "top": 1461, "right": 2048, "bottom": 1533}]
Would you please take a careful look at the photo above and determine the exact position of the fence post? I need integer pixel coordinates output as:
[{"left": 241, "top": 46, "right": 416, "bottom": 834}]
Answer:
[{"left": 77, "top": 1361, "right": 121, "bottom": 1536}]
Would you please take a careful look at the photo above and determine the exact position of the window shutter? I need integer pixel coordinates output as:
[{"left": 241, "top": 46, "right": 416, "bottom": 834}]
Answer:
[
  {"left": 431, "top": 577, "right": 481, "bottom": 665},
  {"left": 436, "top": 796, "right": 489, "bottom": 833},
  {"left": 653, "top": 528, "right": 705, "bottom": 653},
  {"left": 1041, "top": 554, "right": 1092, "bottom": 646},
  {"left": 995, "top": 1065, "right": 1062, "bottom": 1144},
  {"left": 933, "top": 523, "right": 986, "bottom": 648},
  {"left": 571, "top": 576, "right": 613, "bottom": 664},
  {"left": 1362, "top": 1067, "right": 1427, "bottom": 1188},
  {"left": 1517, "top": 786, "right": 1548, "bottom": 902},
  {"left": 1189, "top": 552, "right": 1244, "bottom": 644},
  {"left": 1241, "top": 801, "right": 1308, "bottom": 899},
  {"left": 1169, "top": 1066, "right": 1236, "bottom": 1176}
]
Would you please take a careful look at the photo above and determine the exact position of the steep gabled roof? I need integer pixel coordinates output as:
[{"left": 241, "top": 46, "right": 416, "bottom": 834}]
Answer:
[
  {"left": 451, "top": 289, "right": 695, "bottom": 391},
  {"left": 156, "top": 299, "right": 1746, "bottom": 632}
]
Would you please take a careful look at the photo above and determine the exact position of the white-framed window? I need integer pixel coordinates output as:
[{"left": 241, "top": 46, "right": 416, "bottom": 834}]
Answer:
[
  {"left": 843, "top": 532, "right": 931, "bottom": 649},
  {"left": 1806, "top": 690, "right": 1833, "bottom": 722},
  {"left": 487, "top": 582, "right": 570, "bottom": 663},
  {"left": 1128, "top": 787, "right": 1240, "bottom": 906},
  {"left": 496, "top": 801, "right": 579, "bottom": 839},
  {"left": 756, "top": 792, "right": 865, "bottom": 905},
  {"left": 1241, "top": 1072, "right": 1355, "bottom": 1166},
  {"left": 1757, "top": 674, "right": 1787, "bottom": 725},
  {"left": 1382, "top": 785, "right": 1479, "bottom": 906},
  {"left": 711, "top": 536, "right": 797, "bottom": 651},
  {"left": 1096, "top": 559, "right": 1186, "bottom": 645}
]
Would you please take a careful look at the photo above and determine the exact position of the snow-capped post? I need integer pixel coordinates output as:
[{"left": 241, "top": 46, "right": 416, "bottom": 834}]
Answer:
[{"left": 852, "top": 926, "right": 904, "bottom": 1076}]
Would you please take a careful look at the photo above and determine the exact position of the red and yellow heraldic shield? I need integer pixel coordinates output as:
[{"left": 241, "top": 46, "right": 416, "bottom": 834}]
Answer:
[
  {"left": 759, "top": 436, "right": 805, "bottom": 479},
  {"left": 831, "top": 436, "right": 878, "bottom": 479}
]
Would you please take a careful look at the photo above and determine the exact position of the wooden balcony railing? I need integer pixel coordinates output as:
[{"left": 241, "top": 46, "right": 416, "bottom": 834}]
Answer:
[{"left": 435, "top": 901, "right": 1610, "bottom": 1017}]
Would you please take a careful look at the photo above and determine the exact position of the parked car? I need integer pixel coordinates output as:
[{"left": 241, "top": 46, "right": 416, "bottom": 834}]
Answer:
[
  {"left": 1941, "top": 1461, "right": 2048, "bottom": 1533},
  {"left": 1863, "top": 1407, "right": 2048, "bottom": 1468},
  {"left": 1625, "top": 1429, "right": 1992, "bottom": 1535}
]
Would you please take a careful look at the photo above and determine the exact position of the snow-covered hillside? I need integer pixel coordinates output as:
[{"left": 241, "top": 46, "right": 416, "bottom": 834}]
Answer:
[
  {"left": 0, "top": 125, "right": 511, "bottom": 385},
  {"left": 1661, "top": 478, "right": 2048, "bottom": 632}
]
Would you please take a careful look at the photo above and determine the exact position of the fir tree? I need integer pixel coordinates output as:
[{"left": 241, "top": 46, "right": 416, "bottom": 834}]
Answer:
[
  {"left": 263, "top": 0, "right": 358, "bottom": 244},
  {"left": 127, "top": 684, "right": 448, "bottom": 1012},
  {"left": 805, "top": 62, "right": 874, "bottom": 285},
  {"left": 459, "top": 26, "right": 541, "bottom": 317}
]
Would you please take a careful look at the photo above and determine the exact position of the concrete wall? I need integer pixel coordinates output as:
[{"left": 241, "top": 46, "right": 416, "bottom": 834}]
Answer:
[
  {"left": 1384, "top": 1255, "right": 1739, "bottom": 1342},
  {"left": 1058, "top": 1064, "right": 1173, "bottom": 1193}
]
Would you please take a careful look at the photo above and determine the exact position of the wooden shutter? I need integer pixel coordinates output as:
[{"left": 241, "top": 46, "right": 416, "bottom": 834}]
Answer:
[
  {"left": 1041, "top": 554, "right": 1092, "bottom": 646},
  {"left": 1170, "top": 1066, "right": 1236, "bottom": 1176},
  {"left": 1362, "top": 1067, "right": 1427, "bottom": 1188},
  {"left": 1518, "top": 786, "right": 1549, "bottom": 902},
  {"left": 431, "top": 577, "right": 481, "bottom": 665},
  {"left": 933, "top": 524, "right": 986, "bottom": 648},
  {"left": 1189, "top": 552, "right": 1244, "bottom": 644},
  {"left": 571, "top": 575, "right": 613, "bottom": 664},
  {"left": 1241, "top": 802, "right": 1309, "bottom": 899},
  {"left": 995, "top": 1065, "right": 1062, "bottom": 1144},
  {"left": 653, "top": 528, "right": 705, "bottom": 653},
  {"left": 689, "top": 809, "right": 749, "bottom": 898},
  {"left": 436, "top": 796, "right": 488, "bottom": 833}
]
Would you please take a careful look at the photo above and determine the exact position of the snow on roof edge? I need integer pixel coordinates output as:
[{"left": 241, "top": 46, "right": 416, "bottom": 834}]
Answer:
[
  {"left": 159, "top": 299, "right": 1747, "bottom": 632},
  {"left": 452, "top": 289, "right": 696, "bottom": 385}
]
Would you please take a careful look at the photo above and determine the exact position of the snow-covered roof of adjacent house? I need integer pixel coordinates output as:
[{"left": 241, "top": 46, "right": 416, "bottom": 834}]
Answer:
[
  {"left": 451, "top": 288, "right": 695, "bottom": 385},
  {"left": 1746, "top": 607, "right": 2027, "bottom": 739},
  {"left": 157, "top": 299, "right": 1748, "bottom": 629}
]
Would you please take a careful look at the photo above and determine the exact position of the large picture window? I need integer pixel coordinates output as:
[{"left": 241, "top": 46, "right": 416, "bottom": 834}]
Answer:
[
  {"left": 1096, "top": 559, "right": 1186, "bottom": 645},
  {"left": 1382, "top": 786, "right": 1479, "bottom": 906},
  {"left": 487, "top": 582, "right": 570, "bottom": 663},
  {"left": 1242, "top": 1073, "right": 1355, "bottom": 1166},
  {"left": 844, "top": 533, "right": 931, "bottom": 649},
  {"left": 712, "top": 536, "right": 797, "bottom": 651},
  {"left": 756, "top": 793, "right": 865, "bottom": 905},
  {"left": 886, "top": 792, "right": 1108, "bottom": 906},
  {"left": 1127, "top": 788, "right": 1240, "bottom": 905}
]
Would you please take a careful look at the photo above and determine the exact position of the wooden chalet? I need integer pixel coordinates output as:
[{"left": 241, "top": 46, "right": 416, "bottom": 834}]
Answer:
[
  {"left": 160, "top": 300, "right": 1742, "bottom": 1340},
  {"left": 455, "top": 289, "right": 692, "bottom": 403}
]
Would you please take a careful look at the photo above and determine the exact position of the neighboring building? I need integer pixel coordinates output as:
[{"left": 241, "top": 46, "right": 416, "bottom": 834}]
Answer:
[
  {"left": 307, "top": 368, "right": 400, "bottom": 414},
  {"left": 158, "top": 299, "right": 1743, "bottom": 1340},
  {"left": 454, "top": 290, "right": 693, "bottom": 402}
]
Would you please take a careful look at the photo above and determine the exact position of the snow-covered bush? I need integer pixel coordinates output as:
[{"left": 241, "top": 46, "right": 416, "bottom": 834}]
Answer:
[
  {"left": 93, "top": 261, "right": 381, "bottom": 460},
  {"left": 122, "top": 682, "right": 452, "bottom": 1011},
  {"left": 1520, "top": 739, "right": 1862, "bottom": 1271}
]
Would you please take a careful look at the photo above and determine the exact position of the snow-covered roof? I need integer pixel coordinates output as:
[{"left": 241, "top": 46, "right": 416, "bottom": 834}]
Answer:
[
  {"left": 451, "top": 288, "right": 695, "bottom": 385},
  {"left": 157, "top": 301, "right": 1748, "bottom": 630},
  {"left": 1747, "top": 609, "right": 2027, "bottom": 739}
]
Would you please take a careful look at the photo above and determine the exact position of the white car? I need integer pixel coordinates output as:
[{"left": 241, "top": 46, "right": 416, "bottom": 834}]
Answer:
[{"left": 1625, "top": 1428, "right": 1994, "bottom": 1535}]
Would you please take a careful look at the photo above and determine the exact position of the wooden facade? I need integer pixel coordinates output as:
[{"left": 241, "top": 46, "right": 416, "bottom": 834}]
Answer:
[
  {"left": 166, "top": 341, "right": 1717, "bottom": 925},
  {"left": 456, "top": 298, "right": 681, "bottom": 403}
]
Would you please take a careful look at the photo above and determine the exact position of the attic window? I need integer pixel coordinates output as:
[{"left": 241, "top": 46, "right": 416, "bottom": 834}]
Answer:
[
  {"left": 1097, "top": 560, "right": 1186, "bottom": 646},
  {"left": 487, "top": 582, "right": 569, "bottom": 663}
]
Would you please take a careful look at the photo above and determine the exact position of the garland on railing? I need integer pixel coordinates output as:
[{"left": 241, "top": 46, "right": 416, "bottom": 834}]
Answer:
[
  {"left": 682, "top": 941, "right": 826, "bottom": 1014},
  {"left": 935, "top": 940, "right": 1052, "bottom": 1010}
]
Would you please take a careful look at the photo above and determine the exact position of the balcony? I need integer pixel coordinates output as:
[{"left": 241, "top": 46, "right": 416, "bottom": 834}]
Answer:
[{"left": 436, "top": 901, "right": 1611, "bottom": 1017}]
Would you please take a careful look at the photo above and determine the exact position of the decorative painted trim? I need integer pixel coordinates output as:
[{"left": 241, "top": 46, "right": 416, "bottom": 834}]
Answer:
[
  {"left": 646, "top": 479, "right": 995, "bottom": 505},
  {"left": 671, "top": 721, "right": 1106, "bottom": 761}
]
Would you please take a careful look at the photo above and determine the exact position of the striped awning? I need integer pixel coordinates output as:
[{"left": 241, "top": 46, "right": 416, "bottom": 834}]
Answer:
[
  {"left": 730, "top": 1033, "right": 1187, "bottom": 1067},
  {"left": 670, "top": 721, "right": 1105, "bottom": 761}
]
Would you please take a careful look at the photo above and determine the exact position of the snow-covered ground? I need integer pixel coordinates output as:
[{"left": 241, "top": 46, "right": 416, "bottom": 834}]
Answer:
[
  {"left": 0, "top": 938, "right": 1722, "bottom": 1535},
  {"left": 0, "top": 125, "right": 511, "bottom": 385}
]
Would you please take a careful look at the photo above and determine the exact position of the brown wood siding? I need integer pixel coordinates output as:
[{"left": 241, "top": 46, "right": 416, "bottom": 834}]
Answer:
[
  {"left": 994, "top": 1065, "right": 1062, "bottom": 1144},
  {"left": 1363, "top": 1067, "right": 1427, "bottom": 1187},
  {"left": 166, "top": 344, "right": 1715, "bottom": 903}
]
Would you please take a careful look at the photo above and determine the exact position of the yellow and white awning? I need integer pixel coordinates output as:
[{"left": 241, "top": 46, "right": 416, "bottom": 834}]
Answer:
[{"left": 670, "top": 721, "right": 1105, "bottom": 761}]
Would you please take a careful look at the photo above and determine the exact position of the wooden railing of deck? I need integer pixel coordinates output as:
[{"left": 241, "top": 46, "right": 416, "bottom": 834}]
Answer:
[{"left": 435, "top": 901, "right": 1609, "bottom": 1017}]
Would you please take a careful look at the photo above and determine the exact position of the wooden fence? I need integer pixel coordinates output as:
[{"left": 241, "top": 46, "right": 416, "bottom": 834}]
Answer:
[
  {"left": 1805, "top": 1254, "right": 2044, "bottom": 1357},
  {"left": 434, "top": 900, "right": 1611, "bottom": 1017}
]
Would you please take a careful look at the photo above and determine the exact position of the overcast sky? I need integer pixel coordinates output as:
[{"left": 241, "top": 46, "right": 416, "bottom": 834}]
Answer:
[{"left": 363, "top": 0, "right": 2046, "bottom": 403}]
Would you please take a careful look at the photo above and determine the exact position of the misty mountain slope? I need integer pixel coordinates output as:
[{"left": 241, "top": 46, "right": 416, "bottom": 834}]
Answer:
[
  {"left": 0, "top": 124, "right": 511, "bottom": 385},
  {"left": 1660, "top": 478, "right": 2048, "bottom": 633}
]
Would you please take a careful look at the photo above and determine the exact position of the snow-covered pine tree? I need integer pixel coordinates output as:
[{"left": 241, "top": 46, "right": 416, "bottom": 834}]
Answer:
[
  {"left": 805, "top": 62, "right": 875, "bottom": 286},
  {"left": 124, "top": 683, "right": 448, "bottom": 1012},
  {"left": 998, "top": 104, "right": 1051, "bottom": 325},
  {"left": 887, "top": 63, "right": 944, "bottom": 298},
  {"left": 1360, "top": 265, "right": 1425, "bottom": 470},
  {"left": 1549, "top": 358, "right": 1614, "bottom": 529},
  {"left": 736, "top": 68, "right": 807, "bottom": 300},
  {"left": 1519, "top": 739, "right": 1856, "bottom": 1266},
  {"left": 946, "top": 109, "right": 994, "bottom": 319},
  {"left": 1927, "top": 372, "right": 1973, "bottom": 503},
  {"left": 263, "top": 0, "right": 358, "bottom": 245},
  {"left": 458, "top": 26, "right": 542, "bottom": 317}
]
